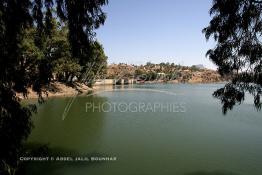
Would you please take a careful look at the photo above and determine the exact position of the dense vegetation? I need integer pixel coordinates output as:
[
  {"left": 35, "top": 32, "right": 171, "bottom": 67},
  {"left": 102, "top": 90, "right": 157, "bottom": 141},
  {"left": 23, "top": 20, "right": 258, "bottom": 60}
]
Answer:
[
  {"left": 20, "top": 20, "right": 107, "bottom": 85},
  {"left": 0, "top": 0, "right": 107, "bottom": 174}
]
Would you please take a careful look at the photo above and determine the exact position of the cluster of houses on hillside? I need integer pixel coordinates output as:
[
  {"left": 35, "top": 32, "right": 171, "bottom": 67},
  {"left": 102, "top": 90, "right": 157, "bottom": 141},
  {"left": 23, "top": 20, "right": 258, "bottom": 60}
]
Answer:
[{"left": 93, "top": 63, "right": 224, "bottom": 85}]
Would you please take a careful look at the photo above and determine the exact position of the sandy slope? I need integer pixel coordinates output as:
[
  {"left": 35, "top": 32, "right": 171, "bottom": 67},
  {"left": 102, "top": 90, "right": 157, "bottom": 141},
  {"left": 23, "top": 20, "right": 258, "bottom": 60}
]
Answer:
[{"left": 17, "top": 82, "right": 92, "bottom": 99}]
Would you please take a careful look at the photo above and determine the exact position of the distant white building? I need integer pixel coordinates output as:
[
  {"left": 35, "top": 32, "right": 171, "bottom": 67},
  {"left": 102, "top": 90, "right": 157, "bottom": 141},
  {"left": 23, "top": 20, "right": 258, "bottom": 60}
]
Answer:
[{"left": 157, "top": 73, "right": 166, "bottom": 79}]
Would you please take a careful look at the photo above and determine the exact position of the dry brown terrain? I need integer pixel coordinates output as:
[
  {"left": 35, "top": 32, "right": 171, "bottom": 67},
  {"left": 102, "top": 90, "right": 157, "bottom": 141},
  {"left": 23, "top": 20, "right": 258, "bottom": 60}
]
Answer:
[
  {"left": 107, "top": 63, "right": 225, "bottom": 83},
  {"left": 17, "top": 82, "right": 92, "bottom": 99}
]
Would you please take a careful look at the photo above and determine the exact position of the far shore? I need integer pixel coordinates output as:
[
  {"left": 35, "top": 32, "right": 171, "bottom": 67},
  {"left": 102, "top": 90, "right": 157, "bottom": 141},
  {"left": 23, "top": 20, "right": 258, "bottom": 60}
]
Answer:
[
  {"left": 18, "top": 80, "right": 226, "bottom": 100},
  {"left": 142, "top": 80, "right": 226, "bottom": 84}
]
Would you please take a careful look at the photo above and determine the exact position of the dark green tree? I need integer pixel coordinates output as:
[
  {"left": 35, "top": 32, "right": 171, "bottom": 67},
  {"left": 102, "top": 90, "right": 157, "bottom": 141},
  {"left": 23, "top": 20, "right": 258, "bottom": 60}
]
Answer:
[
  {"left": 0, "top": 0, "right": 108, "bottom": 174},
  {"left": 79, "top": 41, "right": 108, "bottom": 84},
  {"left": 203, "top": 0, "right": 262, "bottom": 114}
]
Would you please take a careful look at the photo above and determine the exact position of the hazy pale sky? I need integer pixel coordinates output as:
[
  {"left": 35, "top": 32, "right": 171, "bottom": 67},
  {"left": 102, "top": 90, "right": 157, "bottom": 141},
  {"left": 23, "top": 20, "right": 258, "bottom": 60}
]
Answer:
[{"left": 96, "top": 0, "right": 216, "bottom": 69}]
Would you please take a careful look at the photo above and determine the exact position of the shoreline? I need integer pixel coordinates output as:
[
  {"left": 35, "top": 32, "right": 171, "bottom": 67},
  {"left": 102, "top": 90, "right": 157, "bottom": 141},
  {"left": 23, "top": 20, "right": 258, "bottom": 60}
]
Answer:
[
  {"left": 142, "top": 80, "right": 227, "bottom": 84},
  {"left": 17, "top": 82, "right": 93, "bottom": 100},
  {"left": 19, "top": 81, "right": 226, "bottom": 100}
]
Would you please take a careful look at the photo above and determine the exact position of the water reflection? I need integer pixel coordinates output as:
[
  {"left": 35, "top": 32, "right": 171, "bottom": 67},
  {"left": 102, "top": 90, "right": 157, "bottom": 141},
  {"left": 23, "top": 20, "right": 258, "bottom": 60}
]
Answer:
[
  {"left": 28, "top": 95, "right": 108, "bottom": 152},
  {"left": 184, "top": 170, "right": 242, "bottom": 175},
  {"left": 25, "top": 84, "right": 262, "bottom": 175},
  {"left": 22, "top": 143, "right": 110, "bottom": 175}
]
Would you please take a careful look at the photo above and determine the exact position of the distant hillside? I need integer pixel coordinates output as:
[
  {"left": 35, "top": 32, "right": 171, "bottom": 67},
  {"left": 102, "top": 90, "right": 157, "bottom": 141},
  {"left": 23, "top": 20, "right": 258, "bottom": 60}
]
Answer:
[
  {"left": 192, "top": 64, "right": 205, "bottom": 69},
  {"left": 106, "top": 63, "right": 226, "bottom": 83}
]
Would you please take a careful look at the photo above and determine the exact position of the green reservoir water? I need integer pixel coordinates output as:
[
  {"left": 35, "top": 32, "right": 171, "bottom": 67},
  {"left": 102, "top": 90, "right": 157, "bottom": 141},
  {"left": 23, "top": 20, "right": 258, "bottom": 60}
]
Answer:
[{"left": 25, "top": 84, "right": 262, "bottom": 175}]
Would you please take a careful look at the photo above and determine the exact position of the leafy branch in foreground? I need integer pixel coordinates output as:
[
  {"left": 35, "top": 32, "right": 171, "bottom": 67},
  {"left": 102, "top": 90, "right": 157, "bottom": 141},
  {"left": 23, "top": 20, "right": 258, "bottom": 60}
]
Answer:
[
  {"left": 0, "top": 0, "right": 108, "bottom": 174},
  {"left": 203, "top": 0, "right": 262, "bottom": 114}
]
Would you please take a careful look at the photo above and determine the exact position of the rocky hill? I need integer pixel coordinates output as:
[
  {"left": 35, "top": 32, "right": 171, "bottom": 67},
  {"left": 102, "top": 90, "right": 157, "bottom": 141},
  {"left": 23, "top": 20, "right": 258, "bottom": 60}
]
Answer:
[{"left": 106, "top": 63, "right": 225, "bottom": 83}]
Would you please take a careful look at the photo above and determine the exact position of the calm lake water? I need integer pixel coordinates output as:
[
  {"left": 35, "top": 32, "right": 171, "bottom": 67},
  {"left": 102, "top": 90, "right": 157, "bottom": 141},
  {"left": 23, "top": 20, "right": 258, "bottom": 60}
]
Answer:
[{"left": 25, "top": 84, "right": 262, "bottom": 175}]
